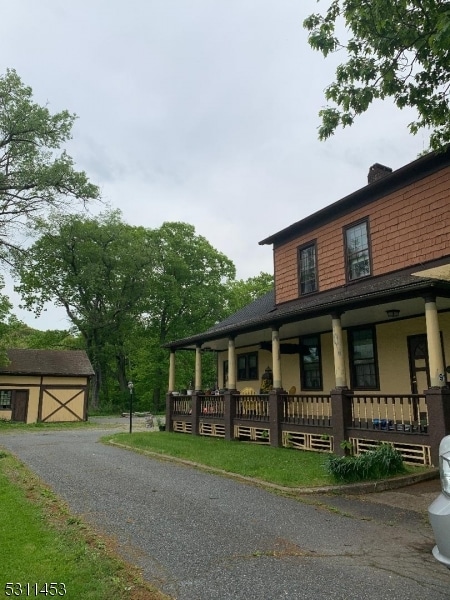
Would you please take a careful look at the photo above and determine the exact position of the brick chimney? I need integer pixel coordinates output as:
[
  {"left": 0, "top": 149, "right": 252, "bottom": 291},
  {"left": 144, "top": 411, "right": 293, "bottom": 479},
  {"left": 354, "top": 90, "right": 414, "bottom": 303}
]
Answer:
[{"left": 368, "top": 163, "right": 392, "bottom": 184}]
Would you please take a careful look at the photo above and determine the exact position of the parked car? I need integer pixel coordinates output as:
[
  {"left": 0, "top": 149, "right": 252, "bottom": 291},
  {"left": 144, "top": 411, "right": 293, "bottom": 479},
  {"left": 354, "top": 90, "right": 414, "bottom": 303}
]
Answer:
[{"left": 428, "top": 435, "right": 450, "bottom": 568}]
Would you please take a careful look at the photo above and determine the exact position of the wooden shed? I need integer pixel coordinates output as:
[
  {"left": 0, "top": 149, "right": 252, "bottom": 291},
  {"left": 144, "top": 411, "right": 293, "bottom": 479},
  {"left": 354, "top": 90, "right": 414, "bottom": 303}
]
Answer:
[{"left": 0, "top": 349, "right": 94, "bottom": 423}]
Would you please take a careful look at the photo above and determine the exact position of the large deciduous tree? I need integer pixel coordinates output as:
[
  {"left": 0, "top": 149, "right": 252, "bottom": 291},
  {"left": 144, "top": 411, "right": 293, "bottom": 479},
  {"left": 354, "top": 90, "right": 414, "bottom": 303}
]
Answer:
[
  {"left": 13, "top": 216, "right": 236, "bottom": 410},
  {"left": 141, "top": 222, "right": 236, "bottom": 408},
  {"left": 0, "top": 68, "right": 99, "bottom": 260},
  {"left": 12, "top": 211, "right": 155, "bottom": 407},
  {"left": 303, "top": 1, "right": 450, "bottom": 150}
]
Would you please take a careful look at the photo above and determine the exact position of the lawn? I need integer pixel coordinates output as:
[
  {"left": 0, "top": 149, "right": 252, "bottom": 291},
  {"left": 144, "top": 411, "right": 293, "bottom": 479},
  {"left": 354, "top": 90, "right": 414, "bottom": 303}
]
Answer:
[
  {"left": 0, "top": 450, "right": 169, "bottom": 600},
  {"left": 106, "top": 431, "right": 335, "bottom": 487}
]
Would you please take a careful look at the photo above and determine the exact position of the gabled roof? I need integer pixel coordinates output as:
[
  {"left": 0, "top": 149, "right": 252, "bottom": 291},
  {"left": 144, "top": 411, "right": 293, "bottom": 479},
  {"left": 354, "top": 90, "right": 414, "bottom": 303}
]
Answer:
[
  {"left": 166, "top": 256, "right": 450, "bottom": 349},
  {"left": 0, "top": 349, "right": 94, "bottom": 376},
  {"left": 259, "top": 149, "right": 450, "bottom": 247}
]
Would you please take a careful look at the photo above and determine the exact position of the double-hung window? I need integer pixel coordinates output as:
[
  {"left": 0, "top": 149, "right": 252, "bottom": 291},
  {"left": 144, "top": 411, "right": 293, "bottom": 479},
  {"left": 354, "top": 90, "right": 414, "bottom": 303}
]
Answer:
[
  {"left": 237, "top": 352, "right": 258, "bottom": 381},
  {"left": 300, "top": 335, "right": 322, "bottom": 390},
  {"left": 349, "top": 327, "right": 379, "bottom": 389},
  {"left": 345, "top": 220, "right": 371, "bottom": 281},
  {"left": 298, "top": 242, "right": 318, "bottom": 295},
  {"left": 0, "top": 390, "right": 12, "bottom": 409}
]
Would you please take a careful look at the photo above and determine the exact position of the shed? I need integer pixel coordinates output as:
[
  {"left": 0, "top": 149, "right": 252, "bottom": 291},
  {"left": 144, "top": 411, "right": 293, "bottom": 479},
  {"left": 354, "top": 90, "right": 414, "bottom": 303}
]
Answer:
[{"left": 0, "top": 349, "right": 94, "bottom": 423}]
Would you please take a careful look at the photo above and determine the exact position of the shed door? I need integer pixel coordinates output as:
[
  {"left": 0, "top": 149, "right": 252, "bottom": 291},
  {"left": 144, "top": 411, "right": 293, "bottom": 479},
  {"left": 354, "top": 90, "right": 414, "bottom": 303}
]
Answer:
[{"left": 12, "top": 390, "right": 29, "bottom": 422}]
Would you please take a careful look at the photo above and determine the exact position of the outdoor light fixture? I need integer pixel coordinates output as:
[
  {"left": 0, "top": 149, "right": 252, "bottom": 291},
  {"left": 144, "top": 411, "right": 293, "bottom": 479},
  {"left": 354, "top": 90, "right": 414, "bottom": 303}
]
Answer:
[
  {"left": 128, "top": 381, "right": 134, "bottom": 434},
  {"left": 386, "top": 309, "right": 400, "bottom": 319}
]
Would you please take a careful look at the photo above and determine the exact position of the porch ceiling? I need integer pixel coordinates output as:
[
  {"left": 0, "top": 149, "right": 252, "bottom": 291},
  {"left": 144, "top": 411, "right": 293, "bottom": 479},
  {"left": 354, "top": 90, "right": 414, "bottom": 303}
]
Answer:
[
  {"left": 202, "top": 295, "right": 450, "bottom": 352},
  {"left": 168, "top": 257, "right": 450, "bottom": 353}
]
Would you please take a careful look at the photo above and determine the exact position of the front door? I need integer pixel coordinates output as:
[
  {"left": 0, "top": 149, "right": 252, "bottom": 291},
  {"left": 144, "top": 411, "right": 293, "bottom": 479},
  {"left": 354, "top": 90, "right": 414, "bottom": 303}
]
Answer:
[
  {"left": 407, "top": 334, "right": 430, "bottom": 394},
  {"left": 11, "top": 390, "right": 29, "bottom": 422}
]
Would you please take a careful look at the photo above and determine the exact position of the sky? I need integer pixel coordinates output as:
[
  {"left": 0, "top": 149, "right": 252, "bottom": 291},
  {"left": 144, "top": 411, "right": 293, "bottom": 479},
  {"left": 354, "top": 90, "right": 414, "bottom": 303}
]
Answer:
[{"left": 0, "top": 1, "right": 429, "bottom": 330}]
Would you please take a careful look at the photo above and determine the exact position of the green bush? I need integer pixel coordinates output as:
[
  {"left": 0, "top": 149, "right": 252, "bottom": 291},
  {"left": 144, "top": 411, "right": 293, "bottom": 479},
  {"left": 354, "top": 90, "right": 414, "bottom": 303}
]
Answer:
[{"left": 324, "top": 443, "right": 406, "bottom": 483}]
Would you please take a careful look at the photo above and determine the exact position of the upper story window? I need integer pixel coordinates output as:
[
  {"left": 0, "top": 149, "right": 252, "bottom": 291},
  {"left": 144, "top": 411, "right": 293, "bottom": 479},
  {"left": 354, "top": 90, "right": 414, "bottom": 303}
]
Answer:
[
  {"left": 237, "top": 352, "right": 258, "bottom": 381},
  {"left": 298, "top": 241, "right": 318, "bottom": 295},
  {"left": 345, "top": 219, "right": 371, "bottom": 281}
]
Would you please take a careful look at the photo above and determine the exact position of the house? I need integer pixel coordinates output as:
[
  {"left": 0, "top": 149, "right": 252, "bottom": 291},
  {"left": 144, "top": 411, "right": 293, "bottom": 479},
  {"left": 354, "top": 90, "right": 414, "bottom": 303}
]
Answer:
[
  {"left": 165, "top": 149, "right": 450, "bottom": 466},
  {"left": 0, "top": 349, "right": 94, "bottom": 423}
]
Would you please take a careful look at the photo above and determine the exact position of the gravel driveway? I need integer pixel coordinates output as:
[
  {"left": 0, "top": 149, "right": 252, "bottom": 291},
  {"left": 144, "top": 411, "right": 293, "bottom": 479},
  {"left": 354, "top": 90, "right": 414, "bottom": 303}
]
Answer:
[{"left": 1, "top": 423, "right": 450, "bottom": 600}]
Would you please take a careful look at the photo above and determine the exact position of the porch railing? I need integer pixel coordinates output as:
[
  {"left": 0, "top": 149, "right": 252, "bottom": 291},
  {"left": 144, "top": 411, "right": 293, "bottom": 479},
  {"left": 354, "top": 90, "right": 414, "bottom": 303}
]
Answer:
[
  {"left": 167, "top": 387, "right": 450, "bottom": 466},
  {"left": 351, "top": 394, "right": 427, "bottom": 432},
  {"left": 235, "top": 393, "right": 269, "bottom": 421},
  {"left": 283, "top": 394, "right": 332, "bottom": 427},
  {"left": 200, "top": 395, "right": 225, "bottom": 418},
  {"left": 172, "top": 396, "right": 192, "bottom": 416}
]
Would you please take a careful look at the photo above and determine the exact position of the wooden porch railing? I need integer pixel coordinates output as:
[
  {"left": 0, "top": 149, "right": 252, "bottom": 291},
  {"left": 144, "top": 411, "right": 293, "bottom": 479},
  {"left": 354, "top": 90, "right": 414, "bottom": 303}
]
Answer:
[
  {"left": 166, "top": 387, "right": 450, "bottom": 466},
  {"left": 235, "top": 393, "right": 269, "bottom": 421},
  {"left": 282, "top": 394, "right": 332, "bottom": 427},
  {"left": 351, "top": 394, "right": 427, "bottom": 432}
]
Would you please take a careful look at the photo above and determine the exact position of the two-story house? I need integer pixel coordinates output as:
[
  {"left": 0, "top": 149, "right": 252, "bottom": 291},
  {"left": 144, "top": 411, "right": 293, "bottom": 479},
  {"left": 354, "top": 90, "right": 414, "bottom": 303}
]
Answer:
[{"left": 165, "top": 149, "right": 450, "bottom": 466}]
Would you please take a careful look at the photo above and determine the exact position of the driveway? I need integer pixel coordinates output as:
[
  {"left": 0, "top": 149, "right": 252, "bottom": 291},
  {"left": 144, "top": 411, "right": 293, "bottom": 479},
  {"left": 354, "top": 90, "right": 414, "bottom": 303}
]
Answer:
[{"left": 1, "top": 422, "right": 450, "bottom": 600}]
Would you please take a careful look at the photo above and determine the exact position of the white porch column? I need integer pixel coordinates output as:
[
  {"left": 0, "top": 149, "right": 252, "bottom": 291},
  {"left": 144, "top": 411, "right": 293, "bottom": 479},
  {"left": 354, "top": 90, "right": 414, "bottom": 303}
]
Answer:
[
  {"left": 272, "top": 327, "right": 282, "bottom": 389},
  {"left": 168, "top": 350, "right": 176, "bottom": 392},
  {"left": 424, "top": 296, "right": 446, "bottom": 387},
  {"left": 331, "top": 313, "right": 348, "bottom": 388},
  {"left": 228, "top": 337, "right": 237, "bottom": 390},
  {"left": 195, "top": 345, "right": 202, "bottom": 391}
]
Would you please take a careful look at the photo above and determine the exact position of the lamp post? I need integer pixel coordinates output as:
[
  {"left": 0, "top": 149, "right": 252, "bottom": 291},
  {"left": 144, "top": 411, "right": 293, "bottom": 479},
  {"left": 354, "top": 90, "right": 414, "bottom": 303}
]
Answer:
[{"left": 128, "top": 381, "right": 134, "bottom": 434}]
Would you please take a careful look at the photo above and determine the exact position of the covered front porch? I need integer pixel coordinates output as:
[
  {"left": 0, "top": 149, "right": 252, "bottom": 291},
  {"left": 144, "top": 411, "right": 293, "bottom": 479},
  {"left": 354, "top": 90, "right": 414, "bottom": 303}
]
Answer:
[{"left": 165, "top": 263, "right": 450, "bottom": 466}]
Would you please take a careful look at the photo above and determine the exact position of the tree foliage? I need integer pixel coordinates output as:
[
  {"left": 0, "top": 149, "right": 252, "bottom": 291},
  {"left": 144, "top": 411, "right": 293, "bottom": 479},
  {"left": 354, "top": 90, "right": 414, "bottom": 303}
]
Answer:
[
  {"left": 303, "top": 1, "right": 450, "bottom": 150},
  {"left": 12, "top": 215, "right": 236, "bottom": 411},
  {"left": 225, "top": 271, "right": 273, "bottom": 316},
  {"left": 12, "top": 211, "right": 155, "bottom": 407},
  {"left": 0, "top": 68, "right": 99, "bottom": 260}
]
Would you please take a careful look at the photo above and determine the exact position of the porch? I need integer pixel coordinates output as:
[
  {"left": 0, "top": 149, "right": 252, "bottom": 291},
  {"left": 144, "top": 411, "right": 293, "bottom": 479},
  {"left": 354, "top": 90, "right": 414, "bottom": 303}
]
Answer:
[
  {"left": 166, "top": 387, "right": 450, "bottom": 466},
  {"left": 165, "top": 263, "right": 450, "bottom": 468}
]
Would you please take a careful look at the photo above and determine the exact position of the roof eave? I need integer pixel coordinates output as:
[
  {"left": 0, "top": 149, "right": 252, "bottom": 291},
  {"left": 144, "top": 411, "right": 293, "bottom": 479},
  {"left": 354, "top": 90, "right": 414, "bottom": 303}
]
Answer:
[{"left": 259, "top": 149, "right": 450, "bottom": 247}]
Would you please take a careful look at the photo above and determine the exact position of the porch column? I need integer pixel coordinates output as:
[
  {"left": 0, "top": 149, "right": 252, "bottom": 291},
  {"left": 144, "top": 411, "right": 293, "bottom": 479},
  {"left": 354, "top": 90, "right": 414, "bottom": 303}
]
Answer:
[
  {"left": 424, "top": 295, "right": 446, "bottom": 387},
  {"left": 195, "top": 344, "right": 202, "bottom": 391},
  {"left": 331, "top": 313, "right": 347, "bottom": 388},
  {"left": 168, "top": 350, "right": 176, "bottom": 392},
  {"left": 228, "top": 337, "right": 237, "bottom": 390},
  {"left": 272, "top": 327, "right": 282, "bottom": 389}
]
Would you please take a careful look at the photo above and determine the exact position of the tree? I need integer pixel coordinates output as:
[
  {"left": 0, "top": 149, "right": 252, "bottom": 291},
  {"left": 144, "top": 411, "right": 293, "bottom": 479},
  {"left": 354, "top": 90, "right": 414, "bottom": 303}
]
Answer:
[
  {"left": 225, "top": 272, "right": 273, "bottom": 315},
  {"left": 141, "top": 222, "right": 236, "bottom": 408},
  {"left": 303, "top": 1, "right": 450, "bottom": 150},
  {"left": 13, "top": 216, "right": 236, "bottom": 411},
  {"left": 0, "top": 69, "right": 99, "bottom": 261},
  {"left": 12, "top": 211, "right": 156, "bottom": 408}
]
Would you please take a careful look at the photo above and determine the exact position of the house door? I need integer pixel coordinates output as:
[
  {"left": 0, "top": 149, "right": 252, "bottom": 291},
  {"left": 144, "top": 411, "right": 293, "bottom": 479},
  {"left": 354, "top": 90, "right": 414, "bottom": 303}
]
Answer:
[
  {"left": 407, "top": 334, "right": 430, "bottom": 394},
  {"left": 11, "top": 390, "right": 29, "bottom": 422}
]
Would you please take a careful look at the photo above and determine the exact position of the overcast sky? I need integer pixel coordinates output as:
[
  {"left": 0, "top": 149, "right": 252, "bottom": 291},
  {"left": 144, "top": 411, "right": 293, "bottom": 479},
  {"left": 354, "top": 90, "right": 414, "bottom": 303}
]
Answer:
[{"left": 1, "top": 1, "right": 428, "bottom": 330}]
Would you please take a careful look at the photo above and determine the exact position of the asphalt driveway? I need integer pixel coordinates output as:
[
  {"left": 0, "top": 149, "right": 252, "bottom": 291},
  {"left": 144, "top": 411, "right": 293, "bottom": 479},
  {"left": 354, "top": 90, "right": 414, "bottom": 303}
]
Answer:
[{"left": 1, "top": 423, "right": 450, "bottom": 600}]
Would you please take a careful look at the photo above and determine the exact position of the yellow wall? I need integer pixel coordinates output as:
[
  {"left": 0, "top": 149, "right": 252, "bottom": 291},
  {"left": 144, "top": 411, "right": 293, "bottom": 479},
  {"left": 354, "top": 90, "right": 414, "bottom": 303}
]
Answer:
[
  {"left": 377, "top": 312, "right": 450, "bottom": 394},
  {"left": 42, "top": 390, "right": 85, "bottom": 422},
  {"left": 215, "top": 312, "right": 450, "bottom": 395},
  {"left": 0, "top": 375, "right": 89, "bottom": 423}
]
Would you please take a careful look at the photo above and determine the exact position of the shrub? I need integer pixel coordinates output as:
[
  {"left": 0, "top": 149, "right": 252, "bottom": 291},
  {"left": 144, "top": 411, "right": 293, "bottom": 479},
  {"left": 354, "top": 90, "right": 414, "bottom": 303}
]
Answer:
[{"left": 324, "top": 443, "right": 406, "bottom": 483}]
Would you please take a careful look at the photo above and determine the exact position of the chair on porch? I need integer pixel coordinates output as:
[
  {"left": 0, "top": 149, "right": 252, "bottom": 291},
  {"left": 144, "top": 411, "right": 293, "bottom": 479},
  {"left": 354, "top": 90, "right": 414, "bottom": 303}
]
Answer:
[
  {"left": 240, "top": 387, "right": 255, "bottom": 395},
  {"left": 288, "top": 386, "right": 296, "bottom": 395},
  {"left": 240, "top": 387, "right": 255, "bottom": 416}
]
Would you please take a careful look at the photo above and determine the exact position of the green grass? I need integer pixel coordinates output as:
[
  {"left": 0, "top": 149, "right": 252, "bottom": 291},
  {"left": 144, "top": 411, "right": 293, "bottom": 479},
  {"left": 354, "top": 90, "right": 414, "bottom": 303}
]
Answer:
[
  {"left": 0, "top": 419, "right": 96, "bottom": 432},
  {"left": 0, "top": 452, "right": 168, "bottom": 600},
  {"left": 105, "top": 432, "right": 335, "bottom": 487}
]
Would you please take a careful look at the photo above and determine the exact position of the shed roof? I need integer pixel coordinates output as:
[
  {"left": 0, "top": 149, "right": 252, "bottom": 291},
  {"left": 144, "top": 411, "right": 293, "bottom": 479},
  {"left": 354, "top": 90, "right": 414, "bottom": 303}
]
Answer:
[{"left": 0, "top": 349, "right": 95, "bottom": 376}]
